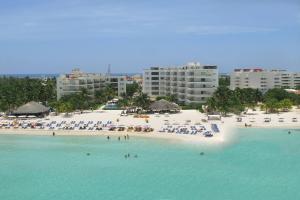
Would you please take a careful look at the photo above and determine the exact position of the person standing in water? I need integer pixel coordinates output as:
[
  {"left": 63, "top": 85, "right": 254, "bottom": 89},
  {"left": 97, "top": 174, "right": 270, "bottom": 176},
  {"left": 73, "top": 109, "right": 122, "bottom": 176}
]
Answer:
[{"left": 52, "top": 132, "right": 55, "bottom": 136}]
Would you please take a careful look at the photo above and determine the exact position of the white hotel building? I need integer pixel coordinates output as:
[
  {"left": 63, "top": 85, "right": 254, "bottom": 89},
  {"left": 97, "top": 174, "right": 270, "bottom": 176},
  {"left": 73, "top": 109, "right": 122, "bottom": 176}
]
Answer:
[
  {"left": 143, "top": 62, "right": 219, "bottom": 104},
  {"left": 230, "top": 68, "right": 300, "bottom": 92},
  {"left": 56, "top": 69, "right": 127, "bottom": 100}
]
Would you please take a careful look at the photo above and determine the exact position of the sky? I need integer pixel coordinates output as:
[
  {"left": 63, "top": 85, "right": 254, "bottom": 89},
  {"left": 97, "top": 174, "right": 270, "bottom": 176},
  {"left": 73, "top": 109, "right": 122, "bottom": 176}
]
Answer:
[{"left": 0, "top": 0, "right": 299, "bottom": 74}]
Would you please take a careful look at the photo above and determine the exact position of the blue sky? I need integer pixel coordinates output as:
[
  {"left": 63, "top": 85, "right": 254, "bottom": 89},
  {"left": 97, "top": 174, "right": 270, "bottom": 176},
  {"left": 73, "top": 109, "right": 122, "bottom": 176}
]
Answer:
[{"left": 0, "top": 0, "right": 299, "bottom": 74}]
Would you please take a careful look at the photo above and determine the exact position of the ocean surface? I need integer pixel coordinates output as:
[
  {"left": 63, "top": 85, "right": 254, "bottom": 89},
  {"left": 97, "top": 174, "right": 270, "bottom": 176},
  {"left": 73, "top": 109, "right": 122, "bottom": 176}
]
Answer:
[{"left": 0, "top": 128, "right": 300, "bottom": 200}]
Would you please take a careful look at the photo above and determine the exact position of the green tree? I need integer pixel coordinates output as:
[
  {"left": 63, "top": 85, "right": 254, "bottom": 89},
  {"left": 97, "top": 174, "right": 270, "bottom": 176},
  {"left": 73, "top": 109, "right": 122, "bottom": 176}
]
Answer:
[
  {"left": 219, "top": 76, "right": 230, "bottom": 87},
  {"left": 206, "top": 97, "right": 217, "bottom": 112},
  {"left": 213, "top": 86, "right": 236, "bottom": 116},
  {"left": 279, "top": 98, "right": 293, "bottom": 111},
  {"left": 264, "top": 98, "right": 279, "bottom": 113},
  {"left": 57, "top": 102, "right": 73, "bottom": 114},
  {"left": 0, "top": 77, "right": 56, "bottom": 112},
  {"left": 126, "top": 82, "right": 140, "bottom": 97},
  {"left": 264, "top": 88, "right": 290, "bottom": 102},
  {"left": 133, "top": 92, "right": 151, "bottom": 109}
]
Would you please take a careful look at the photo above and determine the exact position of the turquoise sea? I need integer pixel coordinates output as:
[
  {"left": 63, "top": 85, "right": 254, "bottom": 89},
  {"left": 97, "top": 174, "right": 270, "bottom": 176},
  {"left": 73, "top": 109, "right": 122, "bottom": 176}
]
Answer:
[{"left": 1, "top": 129, "right": 300, "bottom": 200}]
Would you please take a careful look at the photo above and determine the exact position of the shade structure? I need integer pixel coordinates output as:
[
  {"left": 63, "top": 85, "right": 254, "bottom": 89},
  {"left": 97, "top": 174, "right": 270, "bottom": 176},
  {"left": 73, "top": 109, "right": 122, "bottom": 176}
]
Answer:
[
  {"left": 148, "top": 99, "right": 180, "bottom": 112},
  {"left": 13, "top": 101, "right": 50, "bottom": 117}
]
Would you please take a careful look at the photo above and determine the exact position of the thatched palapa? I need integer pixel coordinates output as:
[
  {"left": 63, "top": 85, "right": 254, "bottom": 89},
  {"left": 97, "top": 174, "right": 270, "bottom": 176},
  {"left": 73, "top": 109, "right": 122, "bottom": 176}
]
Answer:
[
  {"left": 148, "top": 99, "right": 180, "bottom": 112},
  {"left": 13, "top": 101, "right": 50, "bottom": 117}
]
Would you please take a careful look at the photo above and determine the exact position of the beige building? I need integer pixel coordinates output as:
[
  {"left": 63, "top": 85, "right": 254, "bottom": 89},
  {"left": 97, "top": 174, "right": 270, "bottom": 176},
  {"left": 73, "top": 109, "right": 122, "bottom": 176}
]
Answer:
[
  {"left": 143, "top": 62, "right": 218, "bottom": 104},
  {"left": 56, "top": 68, "right": 127, "bottom": 100},
  {"left": 230, "top": 68, "right": 300, "bottom": 92}
]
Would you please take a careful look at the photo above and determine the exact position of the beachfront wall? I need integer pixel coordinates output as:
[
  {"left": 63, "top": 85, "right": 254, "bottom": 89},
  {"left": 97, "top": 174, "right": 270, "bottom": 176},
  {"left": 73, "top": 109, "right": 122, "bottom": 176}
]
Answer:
[{"left": 143, "top": 62, "right": 219, "bottom": 105}]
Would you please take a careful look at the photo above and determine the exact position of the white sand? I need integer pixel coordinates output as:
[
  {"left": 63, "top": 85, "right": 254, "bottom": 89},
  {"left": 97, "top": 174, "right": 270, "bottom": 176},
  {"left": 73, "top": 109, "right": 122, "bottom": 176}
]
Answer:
[{"left": 0, "top": 108, "right": 299, "bottom": 144}]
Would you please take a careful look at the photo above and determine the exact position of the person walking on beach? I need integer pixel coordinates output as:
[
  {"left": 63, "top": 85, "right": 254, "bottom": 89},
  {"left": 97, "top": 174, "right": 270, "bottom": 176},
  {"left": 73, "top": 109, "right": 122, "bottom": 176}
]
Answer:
[{"left": 52, "top": 132, "right": 55, "bottom": 136}]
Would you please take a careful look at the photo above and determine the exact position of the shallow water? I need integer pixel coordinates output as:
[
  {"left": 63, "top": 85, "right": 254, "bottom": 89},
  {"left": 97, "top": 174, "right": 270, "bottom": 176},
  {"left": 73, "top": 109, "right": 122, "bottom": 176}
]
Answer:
[{"left": 0, "top": 129, "right": 300, "bottom": 200}]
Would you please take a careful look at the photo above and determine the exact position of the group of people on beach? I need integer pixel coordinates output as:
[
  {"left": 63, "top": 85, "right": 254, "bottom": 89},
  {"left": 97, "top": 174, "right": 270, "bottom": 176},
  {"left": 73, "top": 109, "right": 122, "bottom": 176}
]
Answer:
[{"left": 106, "top": 134, "right": 130, "bottom": 141}]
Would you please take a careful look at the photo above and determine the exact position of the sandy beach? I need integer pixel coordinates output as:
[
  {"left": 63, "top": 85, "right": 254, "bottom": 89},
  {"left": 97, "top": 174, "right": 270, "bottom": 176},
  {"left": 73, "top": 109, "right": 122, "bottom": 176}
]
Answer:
[{"left": 0, "top": 108, "right": 299, "bottom": 144}]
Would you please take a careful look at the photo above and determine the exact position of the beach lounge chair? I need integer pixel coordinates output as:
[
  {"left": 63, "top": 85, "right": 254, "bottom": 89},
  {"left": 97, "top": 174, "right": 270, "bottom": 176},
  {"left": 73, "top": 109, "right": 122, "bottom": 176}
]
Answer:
[
  {"left": 203, "top": 131, "right": 213, "bottom": 137},
  {"left": 211, "top": 124, "right": 220, "bottom": 133},
  {"left": 236, "top": 117, "right": 242, "bottom": 122}
]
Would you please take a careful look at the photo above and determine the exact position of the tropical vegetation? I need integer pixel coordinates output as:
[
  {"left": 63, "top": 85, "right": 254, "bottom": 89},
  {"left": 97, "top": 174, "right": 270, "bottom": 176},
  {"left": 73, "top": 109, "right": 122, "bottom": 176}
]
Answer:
[
  {"left": 0, "top": 77, "right": 56, "bottom": 112},
  {"left": 206, "top": 86, "right": 300, "bottom": 115}
]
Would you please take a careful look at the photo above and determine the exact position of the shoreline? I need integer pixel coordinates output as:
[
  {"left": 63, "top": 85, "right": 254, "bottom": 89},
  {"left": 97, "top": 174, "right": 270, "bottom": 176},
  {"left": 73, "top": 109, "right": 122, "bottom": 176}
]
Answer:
[
  {"left": 0, "top": 128, "right": 229, "bottom": 145},
  {"left": 1, "top": 109, "right": 299, "bottom": 144}
]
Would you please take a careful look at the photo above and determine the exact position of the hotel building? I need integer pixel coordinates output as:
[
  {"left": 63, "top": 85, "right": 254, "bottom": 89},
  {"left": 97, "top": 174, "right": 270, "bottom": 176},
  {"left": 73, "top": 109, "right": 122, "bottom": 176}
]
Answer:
[
  {"left": 56, "top": 69, "right": 127, "bottom": 100},
  {"left": 143, "top": 62, "right": 219, "bottom": 104},
  {"left": 230, "top": 68, "right": 300, "bottom": 92}
]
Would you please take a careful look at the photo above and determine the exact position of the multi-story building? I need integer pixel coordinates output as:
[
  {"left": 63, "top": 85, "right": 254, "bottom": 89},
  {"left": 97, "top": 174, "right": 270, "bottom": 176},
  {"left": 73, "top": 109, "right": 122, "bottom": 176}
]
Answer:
[
  {"left": 56, "top": 68, "right": 127, "bottom": 100},
  {"left": 143, "top": 62, "right": 218, "bottom": 104},
  {"left": 230, "top": 68, "right": 300, "bottom": 92}
]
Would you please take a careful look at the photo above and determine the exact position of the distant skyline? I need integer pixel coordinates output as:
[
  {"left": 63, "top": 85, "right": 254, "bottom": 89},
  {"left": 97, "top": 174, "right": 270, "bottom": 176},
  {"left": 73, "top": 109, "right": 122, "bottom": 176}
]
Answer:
[{"left": 0, "top": 0, "right": 299, "bottom": 74}]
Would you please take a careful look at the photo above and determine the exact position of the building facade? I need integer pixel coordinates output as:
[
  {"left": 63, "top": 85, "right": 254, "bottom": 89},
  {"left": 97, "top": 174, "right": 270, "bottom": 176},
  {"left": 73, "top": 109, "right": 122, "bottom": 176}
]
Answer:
[
  {"left": 56, "top": 69, "right": 127, "bottom": 100},
  {"left": 230, "top": 68, "right": 300, "bottom": 92},
  {"left": 143, "top": 62, "right": 218, "bottom": 104}
]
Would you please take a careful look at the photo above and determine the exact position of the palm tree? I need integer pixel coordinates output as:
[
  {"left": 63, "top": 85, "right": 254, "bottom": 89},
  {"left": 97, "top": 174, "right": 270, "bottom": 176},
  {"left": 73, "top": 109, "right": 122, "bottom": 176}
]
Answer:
[
  {"left": 133, "top": 92, "right": 151, "bottom": 110},
  {"left": 206, "top": 97, "right": 217, "bottom": 113},
  {"left": 279, "top": 98, "right": 293, "bottom": 111},
  {"left": 265, "top": 98, "right": 279, "bottom": 113}
]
